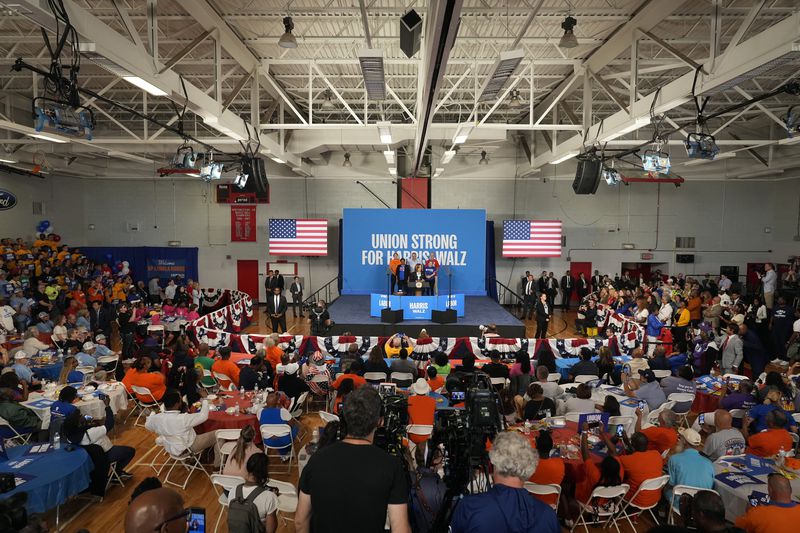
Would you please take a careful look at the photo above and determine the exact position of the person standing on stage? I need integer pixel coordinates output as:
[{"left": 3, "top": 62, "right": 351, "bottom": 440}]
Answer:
[
  {"left": 560, "top": 270, "right": 574, "bottom": 309},
  {"left": 410, "top": 264, "right": 426, "bottom": 296},
  {"left": 535, "top": 293, "right": 550, "bottom": 339},
  {"left": 546, "top": 272, "right": 558, "bottom": 313},
  {"left": 523, "top": 274, "right": 537, "bottom": 320},
  {"left": 264, "top": 269, "right": 274, "bottom": 296},
  {"left": 272, "top": 269, "right": 285, "bottom": 291},
  {"left": 266, "top": 286, "right": 288, "bottom": 333},
  {"left": 409, "top": 251, "right": 420, "bottom": 269},
  {"left": 289, "top": 276, "right": 304, "bottom": 318},
  {"left": 424, "top": 252, "right": 439, "bottom": 296},
  {"left": 388, "top": 253, "right": 401, "bottom": 294},
  {"left": 395, "top": 258, "right": 409, "bottom": 294}
]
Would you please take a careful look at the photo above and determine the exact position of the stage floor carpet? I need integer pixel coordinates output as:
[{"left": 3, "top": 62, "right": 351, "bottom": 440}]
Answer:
[{"left": 327, "top": 295, "right": 526, "bottom": 338}]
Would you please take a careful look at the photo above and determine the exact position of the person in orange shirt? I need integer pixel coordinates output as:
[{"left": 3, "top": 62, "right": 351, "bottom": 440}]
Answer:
[
  {"left": 528, "top": 431, "right": 565, "bottom": 508},
  {"left": 407, "top": 379, "right": 436, "bottom": 445},
  {"left": 635, "top": 408, "right": 678, "bottom": 454},
  {"left": 426, "top": 366, "right": 445, "bottom": 393},
  {"left": 735, "top": 474, "right": 800, "bottom": 533},
  {"left": 744, "top": 410, "right": 794, "bottom": 457},
  {"left": 122, "top": 357, "right": 166, "bottom": 401},
  {"left": 332, "top": 362, "right": 367, "bottom": 390},
  {"left": 211, "top": 346, "right": 241, "bottom": 389},
  {"left": 388, "top": 252, "right": 401, "bottom": 294},
  {"left": 608, "top": 432, "right": 664, "bottom": 508},
  {"left": 687, "top": 289, "right": 702, "bottom": 326},
  {"left": 263, "top": 336, "right": 284, "bottom": 371},
  {"left": 575, "top": 429, "right": 625, "bottom": 504},
  {"left": 87, "top": 281, "right": 104, "bottom": 304}
]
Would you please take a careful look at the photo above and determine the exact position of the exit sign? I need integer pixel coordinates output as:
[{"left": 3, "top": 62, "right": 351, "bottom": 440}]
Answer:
[{"left": 640, "top": 252, "right": 654, "bottom": 260}]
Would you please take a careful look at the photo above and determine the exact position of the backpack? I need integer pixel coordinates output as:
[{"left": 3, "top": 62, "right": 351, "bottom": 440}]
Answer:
[{"left": 227, "top": 484, "right": 266, "bottom": 533}]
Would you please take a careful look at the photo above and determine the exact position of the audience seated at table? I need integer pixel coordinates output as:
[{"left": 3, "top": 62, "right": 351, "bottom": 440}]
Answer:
[
  {"left": 407, "top": 379, "right": 436, "bottom": 444},
  {"left": 747, "top": 388, "right": 796, "bottom": 432},
  {"left": 701, "top": 409, "right": 746, "bottom": 460},
  {"left": 625, "top": 368, "right": 667, "bottom": 410},
  {"left": 21, "top": 327, "right": 49, "bottom": 356},
  {"left": 227, "top": 453, "right": 279, "bottom": 532},
  {"left": 425, "top": 366, "right": 445, "bottom": 393},
  {"left": 276, "top": 358, "right": 308, "bottom": 403},
  {"left": 58, "top": 355, "right": 85, "bottom": 385},
  {"left": 364, "top": 345, "right": 390, "bottom": 375},
  {"left": 145, "top": 389, "right": 219, "bottom": 466},
  {"left": 0, "top": 372, "right": 28, "bottom": 401},
  {"left": 533, "top": 344, "right": 557, "bottom": 374},
  {"left": 482, "top": 350, "right": 510, "bottom": 381},
  {"left": 665, "top": 428, "right": 715, "bottom": 507},
  {"left": 258, "top": 392, "right": 299, "bottom": 461},
  {"left": 569, "top": 347, "right": 599, "bottom": 380},
  {"left": 606, "top": 432, "right": 665, "bottom": 508},
  {"left": 743, "top": 410, "right": 795, "bottom": 457},
  {"left": 303, "top": 351, "right": 332, "bottom": 396},
  {"left": 239, "top": 355, "right": 273, "bottom": 391},
  {"left": 519, "top": 384, "right": 556, "bottom": 421},
  {"left": 11, "top": 351, "right": 41, "bottom": 389},
  {"left": 625, "top": 347, "right": 651, "bottom": 375},
  {"left": 755, "top": 371, "right": 799, "bottom": 411},
  {"left": 211, "top": 346, "right": 241, "bottom": 389},
  {"left": 559, "top": 383, "right": 598, "bottom": 415},
  {"left": 573, "top": 442, "right": 624, "bottom": 515},
  {"left": 263, "top": 335, "right": 284, "bottom": 371},
  {"left": 390, "top": 349, "right": 417, "bottom": 381},
  {"left": 430, "top": 352, "right": 451, "bottom": 378},
  {"left": 720, "top": 380, "right": 757, "bottom": 413},
  {"left": 222, "top": 425, "right": 264, "bottom": 479},
  {"left": 509, "top": 351, "right": 534, "bottom": 396},
  {"left": 194, "top": 342, "right": 216, "bottom": 388},
  {"left": 0, "top": 384, "right": 44, "bottom": 441},
  {"left": 635, "top": 408, "right": 678, "bottom": 454},
  {"left": 528, "top": 431, "right": 565, "bottom": 508},
  {"left": 735, "top": 474, "right": 800, "bottom": 532},
  {"left": 332, "top": 360, "right": 367, "bottom": 390},
  {"left": 122, "top": 357, "right": 166, "bottom": 401}
]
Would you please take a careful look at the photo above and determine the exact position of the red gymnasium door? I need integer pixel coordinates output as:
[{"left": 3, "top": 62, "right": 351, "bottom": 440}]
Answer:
[
  {"left": 570, "top": 261, "right": 592, "bottom": 301},
  {"left": 237, "top": 260, "right": 260, "bottom": 302}
]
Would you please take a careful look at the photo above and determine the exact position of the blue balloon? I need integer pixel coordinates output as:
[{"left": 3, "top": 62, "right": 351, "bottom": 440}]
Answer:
[{"left": 40, "top": 220, "right": 50, "bottom": 228}]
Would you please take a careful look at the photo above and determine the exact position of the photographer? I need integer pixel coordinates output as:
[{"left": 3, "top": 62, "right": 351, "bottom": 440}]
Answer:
[
  {"left": 308, "top": 300, "right": 331, "bottom": 336},
  {"left": 295, "top": 386, "right": 410, "bottom": 533},
  {"left": 449, "top": 432, "right": 559, "bottom": 533}
]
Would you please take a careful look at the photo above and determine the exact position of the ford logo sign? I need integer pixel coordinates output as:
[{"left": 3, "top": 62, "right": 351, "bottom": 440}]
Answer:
[{"left": 0, "top": 190, "right": 16, "bottom": 211}]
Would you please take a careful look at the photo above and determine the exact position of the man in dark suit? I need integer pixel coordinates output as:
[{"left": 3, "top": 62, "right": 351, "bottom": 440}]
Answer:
[
  {"left": 591, "top": 270, "right": 602, "bottom": 292},
  {"left": 266, "top": 287, "right": 288, "bottom": 333},
  {"left": 537, "top": 271, "right": 547, "bottom": 294},
  {"left": 560, "top": 270, "right": 575, "bottom": 309},
  {"left": 535, "top": 293, "right": 550, "bottom": 339},
  {"left": 289, "top": 276, "right": 303, "bottom": 318},
  {"left": 577, "top": 272, "right": 590, "bottom": 301},
  {"left": 269, "top": 270, "right": 285, "bottom": 291},
  {"left": 519, "top": 270, "right": 531, "bottom": 294},
  {"left": 89, "top": 299, "right": 111, "bottom": 338},
  {"left": 545, "top": 272, "right": 558, "bottom": 313},
  {"left": 264, "top": 269, "right": 274, "bottom": 295},
  {"left": 522, "top": 274, "right": 536, "bottom": 320}
]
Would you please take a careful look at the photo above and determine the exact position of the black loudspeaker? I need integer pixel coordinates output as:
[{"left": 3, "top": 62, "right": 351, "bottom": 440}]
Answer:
[
  {"left": 720, "top": 266, "right": 739, "bottom": 279},
  {"left": 431, "top": 309, "right": 457, "bottom": 324},
  {"left": 572, "top": 159, "right": 602, "bottom": 195},
  {"left": 400, "top": 9, "right": 423, "bottom": 58},
  {"left": 252, "top": 157, "right": 269, "bottom": 195},
  {"left": 381, "top": 309, "right": 404, "bottom": 324},
  {"left": 676, "top": 254, "right": 695, "bottom": 264}
]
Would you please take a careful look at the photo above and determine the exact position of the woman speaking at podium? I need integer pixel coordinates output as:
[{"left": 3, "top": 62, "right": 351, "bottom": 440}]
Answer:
[{"left": 409, "top": 264, "right": 426, "bottom": 296}]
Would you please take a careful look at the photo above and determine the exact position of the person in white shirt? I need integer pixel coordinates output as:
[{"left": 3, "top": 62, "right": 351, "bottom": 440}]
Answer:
[
  {"left": 718, "top": 274, "right": 732, "bottom": 292},
  {"left": 0, "top": 297, "right": 15, "bottom": 335},
  {"left": 759, "top": 263, "right": 777, "bottom": 309},
  {"left": 657, "top": 294, "right": 674, "bottom": 326},
  {"left": 558, "top": 383, "right": 599, "bottom": 415},
  {"left": 533, "top": 366, "right": 561, "bottom": 400},
  {"left": 164, "top": 279, "right": 177, "bottom": 301},
  {"left": 144, "top": 389, "right": 220, "bottom": 466},
  {"left": 22, "top": 327, "right": 49, "bottom": 356},
  {"left": 227, "top": 453, "right": 278, "bottom": 532}
]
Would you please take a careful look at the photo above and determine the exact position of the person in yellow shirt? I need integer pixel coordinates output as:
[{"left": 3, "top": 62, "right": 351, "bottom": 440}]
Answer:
[
  {"left": 673, "top": 298, "right": 691, "bottom": 352},
  {"left": 735, "top": 474, "right": 800, "bottom": 533},
  {"left": 112, "top": 280, "right": 128, "bottom": 302},
  {"left": 56, "top": 245, "right": 71, "bottom": 263}
]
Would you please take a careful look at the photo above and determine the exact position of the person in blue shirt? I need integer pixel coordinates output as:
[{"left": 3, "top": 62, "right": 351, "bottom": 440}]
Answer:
[
  {"left": 748, "top": 387, "right": 797, "bottom": 433},
  {"left": 75, "top": 342, "right": 98, "bottom": 368},
  {"left": 665, "top": 427, "right": 715, "bottom": 508},
  {"left": 92, "top": 334, "right": 116, "bottom": 358},
  {"left": 11, "top": 351, "right": 40, "bottom": 388},
  {"left": 50, "top": 385, "right": 79, "bottom": 428},
  {"left": 57, "top": 356, "right": 85, "bottom": 385},
  {"left": 449, "top": 431, "right": 559, "bottom": 533}
]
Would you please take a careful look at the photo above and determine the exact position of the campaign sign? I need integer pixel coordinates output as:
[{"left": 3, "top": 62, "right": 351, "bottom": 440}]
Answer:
[
  {"left": 577, "top": 412, "right": 610, "bottom": 433},
  {"left": 370, "top": 294, "right": 465, "bottom": 320},
  {"left": 342, "top": 208, "right": 486, "bottom": 295},
  {"left": 146, "top": 257, "right": 187, "bottom": 280}
]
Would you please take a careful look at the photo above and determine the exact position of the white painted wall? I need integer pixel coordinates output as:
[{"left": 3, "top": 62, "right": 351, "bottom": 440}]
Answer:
[{"left": 4, "top": 146, "right": 799, "bottom": 301}]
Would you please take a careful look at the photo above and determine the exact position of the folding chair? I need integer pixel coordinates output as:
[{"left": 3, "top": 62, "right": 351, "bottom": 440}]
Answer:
[
  {"left": 307, "top": 374, "right": 331, "bottom": 411},
  {"left": 267, "top": 479, "right": 299, "bottom": 527},
  {"left": 363, "top": 372, "right": 387, "bottom": 384},
  {"left": 75, "top": 366, "right": 96, "bottom": 383},
  {"left": 0, "top": 416, "right": 32, "bottom": 446},
  {"left": 652, "top": 369, "right": 672, "bottom": 380},
  {"left": 546, "top": 373, "right": 561, "bottom": 383},
  {"left": 574, "top": 375, "right": 600, "bottom": 385},
  {"left": 212, "top": 372, "right": 236, "bottom": 392},
  {"left": 147, "top": 324, "right": 165, "bottom": 348},
  {"left": 97, "top": 355, "right": 119, "bottom": 376},
  {"left": 608, "top": 415, "right": 635, "bottom": 436},
  {"left": 524, "top": 482, "right": 561, "bottom": 511},
  {"left": 285, "top": 391, "right": 306, "bottom": 416},
  {"left": 571, "top": 484, "right": 630, "bottom": 533},
  {"left": 106, "top": 461, "right": 126, "bottom": 491},
  {"left": 214, "top": 429, "right": 243, "bottom": 474},
  {"left": 261, "top": 423, "right": 297, "bottom": 474},
  {"left": 162, "top": 447, "right": 211, "bottom": 490},
  {"left": 646, "top": 401, "right": 675, "bottom": 426},
  {"left": 130, "top": 385, "right": 163, "bottom": 427},
  {"left": 615, "top": 474, "right": 670, "bottom": 531},
  {"left": 201, "top": 369, "right": 219, "bottom": 393},
  {"left": 210, "top": 474, "right": 245, "bottom": 533},
  {"left": 490, "top": 377, "right": 508, "bottom": 389},
  {"left": 669, "top": 486, "right": 719, "bottom": 525},
  {"left": 668, "top": 393, "right": 696, "bottom": 428},
  {"left": 319, "top": 411, "right": 340, "bottom": 424},
  {"left": 390, "top": 372, "right": 415, "bottom": 388}
]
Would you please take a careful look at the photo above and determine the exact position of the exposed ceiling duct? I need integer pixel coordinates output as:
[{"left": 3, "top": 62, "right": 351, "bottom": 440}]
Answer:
[
  {"left": 478, "top": 49, "right": 524, "bottom": 102},
  {"left": 358, "top": 49, "right": 386, "bottom": 100}
]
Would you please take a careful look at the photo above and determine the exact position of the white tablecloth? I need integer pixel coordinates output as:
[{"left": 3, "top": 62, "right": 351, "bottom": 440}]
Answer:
[
  {"left": 713, "top": 456, "right": 800, "bottom": 522},
  {"left": 23, "top": 382, "right": 129, "bottom": 430}
]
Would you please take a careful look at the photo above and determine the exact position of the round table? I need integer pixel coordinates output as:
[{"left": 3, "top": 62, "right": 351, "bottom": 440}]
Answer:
[
  {"left": 0, "top": 445, "right": 92, "bottom": 514},
  {"left": 31, "top": 361, "right": 64, "bottom": 382},
  {"left": 195, "top": 393, "right": 261, "bottom": 441},
  {"left": 23, "top": 382, "right": 129, "bottom": 430},
  {"left": 692, "top": 390, "right": 722, "bottom": 413}
]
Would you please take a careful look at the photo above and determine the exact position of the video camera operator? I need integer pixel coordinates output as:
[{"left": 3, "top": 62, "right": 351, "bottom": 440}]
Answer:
[
  {"left": 295, "top": 386, "right": 411, "bottom": 533},
  {"left": 307, "top": 300, "right": 331, "bottom": 336}
]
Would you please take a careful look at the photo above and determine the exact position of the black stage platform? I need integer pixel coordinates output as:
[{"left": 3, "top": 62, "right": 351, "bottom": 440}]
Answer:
[{"left": 327, "top": 295, "right": 526, "bottom": 338}]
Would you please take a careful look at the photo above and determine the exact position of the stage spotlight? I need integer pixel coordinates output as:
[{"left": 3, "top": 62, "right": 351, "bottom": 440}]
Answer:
[
  {"left": 559, "top": 16, "right": 578, "bottom": 49},
  {"left": 602, "top": 166, "right": 621, "bottom": 185},
  {"left": 507, "top": 89, "right": 523, "bottom": 109},
  {"left": 478, "top": 150, "right": 489, "bottom": 165},
  {"left": 343, "top": 152, "right": 352, "bottom": 167},
  {"left": 685, "top": 132, "right": 719, "bottom": 160},
  {"left": 642, "top": 149, "right": 671, "bottom": 174},
  {"left": 279, "top": 16, "right": 297, "bottom": 48}
]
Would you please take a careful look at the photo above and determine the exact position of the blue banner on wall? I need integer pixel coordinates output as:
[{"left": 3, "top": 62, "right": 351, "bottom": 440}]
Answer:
[
  {"left": 146, "top": 257, "right": 188, "bottom": 280},
  {"left": 370, "top": 293, "right": 465, "bottom": 320},
  {"left": 81, "top": 247, "right": 198, "bottom": 283},
  {"left": 342, "top": 208, "right": 486, "bottom": 295}
]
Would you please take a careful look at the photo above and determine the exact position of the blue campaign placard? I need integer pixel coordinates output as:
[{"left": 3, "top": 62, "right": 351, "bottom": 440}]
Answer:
[
  {"left": 342, "top": 208, "right": 486, "bottom": 295},
  {"left": 578, "top": 412, "right": 610, "bottom": 433},
  {"left": 370, "top": 294, "right": 465, "bottom": 320}
]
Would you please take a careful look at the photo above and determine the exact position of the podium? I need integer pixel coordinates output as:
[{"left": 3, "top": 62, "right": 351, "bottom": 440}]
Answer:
[{"left": 407, "top": 280, "right": 430, "bottom": 296}]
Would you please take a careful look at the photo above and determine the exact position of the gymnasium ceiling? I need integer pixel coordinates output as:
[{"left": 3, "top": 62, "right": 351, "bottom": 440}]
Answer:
[{"left": 0, "top": 0, "right": 799, "bottom": 181}]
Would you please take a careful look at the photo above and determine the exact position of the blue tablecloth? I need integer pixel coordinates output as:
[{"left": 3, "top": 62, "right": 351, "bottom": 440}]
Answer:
[
  {"left": 0, "top": 445, "right": 92, "bottom": 514},
  {"left": 555, "top": 356, "right": 632, "bottom": 381},
  {"left": 31, "top": 363, "right": 63, "bottom": 381}
]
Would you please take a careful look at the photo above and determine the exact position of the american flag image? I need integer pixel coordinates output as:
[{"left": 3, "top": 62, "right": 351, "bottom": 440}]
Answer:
[
  {"left": 502, "top": 220, "right": 563, "bottom": 257},
  {"left": 269, "top": 219, "right": 328, "bottom": 256}
]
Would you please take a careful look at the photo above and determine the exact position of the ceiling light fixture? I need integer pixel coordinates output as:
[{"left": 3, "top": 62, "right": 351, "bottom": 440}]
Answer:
[
  {"left": 478, "top": 150, "right": 489, "bottom": 165},
  {"left": 28, "top": 133, "right": 68, "bottom": 143},
  {"left": 433, "top": 167, "right": 444, "bottom": 177},
  {"left": 478, "top": 49, "right": 524, "bottom": 102},
  {"left": 343, "top": 152, "right": 352, "bottom": 167},
  {"left": 452, "top": 123, "right": 473, "bottom": 145},
  {"left": 388, "top": 167, "right": 397, "bottom": 176},
  {"left": 0, "top": 157, "right": 17, "bottom": 164},
  {"left": 383, "top": 150, "right": 395, "bottom": 165},
  {"left": 358, "top": 49, "right": 386, "bottom": 100},
  {"left": 278, "top": 16, "right": 298, "bottom": 48},
  {"left": 377, "top": 121, "right": 393, "bottom": 144},
  {"left": 559, "top": 16, "right": 579, "bottom": 49},
  {"left": 507, "top": 89, "right": 523, "bottom": 109},
  {"left": 80, "top": 43, "right": 167, "bottom": 96},
  {"left": 122, "top": 76, "right": 167, "bottom": 96},
  {"left": 441, "top": 149, "right": 457, "bottom": 165}
]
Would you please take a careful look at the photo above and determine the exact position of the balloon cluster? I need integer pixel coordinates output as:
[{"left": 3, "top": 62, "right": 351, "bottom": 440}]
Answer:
[{"left": 36, "top": 220, "right": 61, "bottom": 241}]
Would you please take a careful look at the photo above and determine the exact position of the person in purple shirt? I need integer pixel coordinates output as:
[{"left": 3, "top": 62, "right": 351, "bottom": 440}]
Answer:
[{"left": 719, "top": 380, "right": 757, "bottom": 412}]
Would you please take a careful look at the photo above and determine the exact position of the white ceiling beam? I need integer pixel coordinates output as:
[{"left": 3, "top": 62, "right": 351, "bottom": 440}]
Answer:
[
  {"left": 158, "top": 29, "right": 213, "bottom": 74},
  {"left": 715, "top": 0, "right": 766, "bottom": 72},
  {"left": 385, "top": 84, "right": 415, "bottom": 124},
  {"left": 534, "top": 12, "right": 800, "bottom": 167},
  {"left": 111, "top": 0, "right": 145, "bottom": 51},
  {"left": 637, "top": 29, "right": 703, "bottom": 72},
  {"left": 311, "top": 64, "right": 363, "bottom": 126}
]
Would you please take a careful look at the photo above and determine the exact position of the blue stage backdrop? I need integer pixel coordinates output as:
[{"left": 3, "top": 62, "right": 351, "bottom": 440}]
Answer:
[
  {"left": 342, "top": 208, "right": 486, "bottom": 295},
  {"left": 80, "top": 247, "right": 199, "bottom": 283}
]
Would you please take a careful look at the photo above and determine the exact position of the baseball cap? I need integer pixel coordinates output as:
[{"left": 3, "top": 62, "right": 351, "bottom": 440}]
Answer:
[
  {"left": 679, "top": 427, "right": 702, "bottom": 446},
  {"left": 82, "top": 341, "right": 95, "bottom": 351},
  {"left": 638, "top": 369, "right": 657, "bottom": 382},
  {"left": 14, "top": 351, "right": 28, "bottom": 360},
  {"left": 95, "top": 334, "right": 106, "bottom": 342}
]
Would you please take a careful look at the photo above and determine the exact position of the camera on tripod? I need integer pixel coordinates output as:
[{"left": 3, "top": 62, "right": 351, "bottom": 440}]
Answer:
[{"left": 373, "top": 393, "right": 409, "bottom": 463}]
